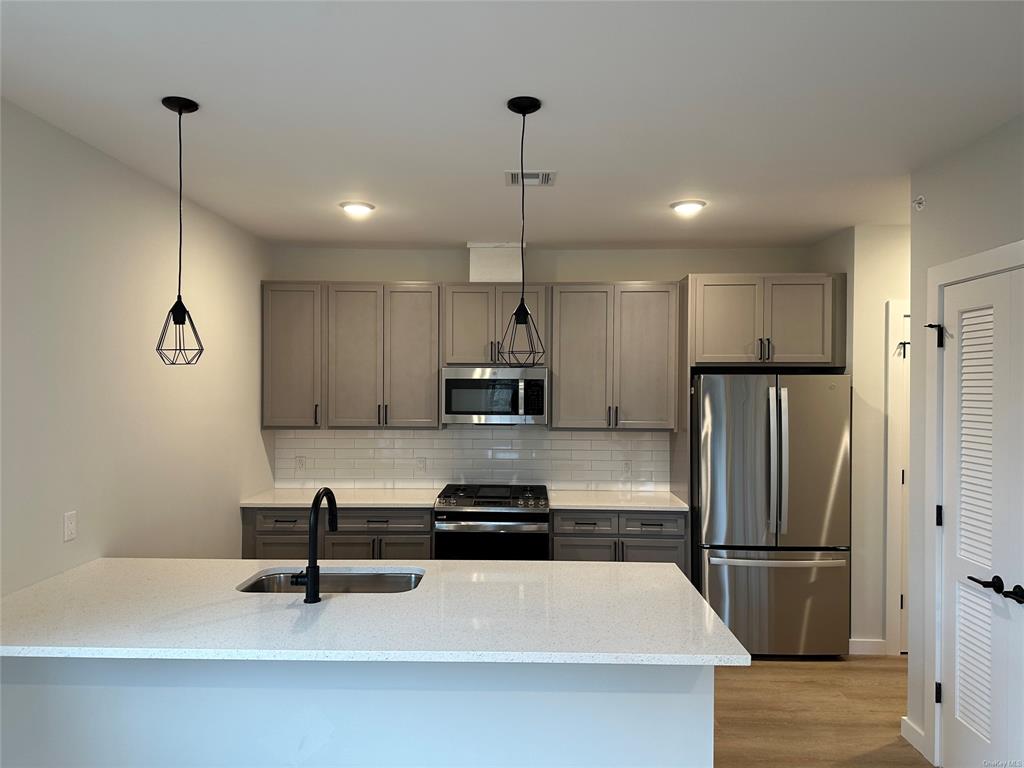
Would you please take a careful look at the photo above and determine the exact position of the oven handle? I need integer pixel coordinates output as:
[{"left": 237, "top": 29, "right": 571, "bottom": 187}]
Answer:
[{"left": 434, "top": 521, "right": 550, "bottom": 533}]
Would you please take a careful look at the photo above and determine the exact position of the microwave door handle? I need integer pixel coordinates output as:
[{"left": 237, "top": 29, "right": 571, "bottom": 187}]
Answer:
[
  {"left": 768, "top": 385, "right": 778, "bottom": 535},
  {"left": 519, "top": 379, "right": 526, "bottom": 416}
]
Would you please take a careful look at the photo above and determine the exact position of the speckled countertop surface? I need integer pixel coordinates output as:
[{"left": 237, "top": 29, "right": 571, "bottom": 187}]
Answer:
[
  {"left": 239, "top": 488, "right": 688, "bottom": 512},
  {"left": 0, "top": 558, "right": 746, "bottom": 665}
]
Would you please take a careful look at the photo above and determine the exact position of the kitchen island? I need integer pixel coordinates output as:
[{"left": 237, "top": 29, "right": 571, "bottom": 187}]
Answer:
[{"left": 1, "top": 558, "right": 747, "bottom": 767}]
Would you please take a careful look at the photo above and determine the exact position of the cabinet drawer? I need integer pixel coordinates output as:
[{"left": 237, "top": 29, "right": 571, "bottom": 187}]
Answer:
[
  {"left": 552, "top": 511, "right": 618, "bottom": 535},
  {"left": 253, "top": 535, "right": 310, "bottom": 559},
  {"left": 337, "top": 510, "right": 431, "bottom": 532},
  {"left": 378, "top": 535, "right": 431, "bottom": 560},
  {"left": 255, "top": 510, "right": 309, "bottom": 533},
  {"left": 619, "top": 513, "right": 686, "bottom": 537}
]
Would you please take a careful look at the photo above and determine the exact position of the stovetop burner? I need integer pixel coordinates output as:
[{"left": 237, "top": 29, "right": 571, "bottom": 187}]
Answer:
[{"left": 435, "top": 484, "right": 549, "bottom": 511}]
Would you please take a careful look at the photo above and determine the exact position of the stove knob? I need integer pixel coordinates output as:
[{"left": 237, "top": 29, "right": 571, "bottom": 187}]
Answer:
[{"left": 517, "top": 499, "right": 526, "bottom": 506}]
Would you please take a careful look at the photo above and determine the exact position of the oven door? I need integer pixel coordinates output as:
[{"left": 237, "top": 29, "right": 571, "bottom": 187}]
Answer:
[
  {"left": 434, "top": 511, "right": 551, "bottom": 560},
  {"left": 441, "top": 367, "right": 547, "bottom": 425}
]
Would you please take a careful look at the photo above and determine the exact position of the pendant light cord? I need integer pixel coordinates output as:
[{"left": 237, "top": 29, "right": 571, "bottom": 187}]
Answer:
[
  {"left": 519, "top": 112, "right": 526, "bottom": 303},
  {"left": 177, "top": 109, "right": 183, "bottom": 298}
]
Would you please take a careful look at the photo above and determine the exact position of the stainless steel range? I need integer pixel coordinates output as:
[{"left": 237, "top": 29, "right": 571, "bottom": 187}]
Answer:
[{"left": 433, "top": 484, "right": 550, "bottom": 560}]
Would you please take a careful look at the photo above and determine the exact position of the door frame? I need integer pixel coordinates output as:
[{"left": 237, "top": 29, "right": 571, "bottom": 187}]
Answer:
[
  {"left": 911, "top": 239, "right": 1023, "bottom": 764},
  {"left": 884, "top": 299, "right": 910, "bottom": 656}
]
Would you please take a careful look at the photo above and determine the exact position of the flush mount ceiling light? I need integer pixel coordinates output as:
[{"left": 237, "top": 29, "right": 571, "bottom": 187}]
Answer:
[
  {"left": 498, "top": 96, "right": 546, "bottom": 368},
  {"left": 670, "top": 199, "right": 708, "bottom": 218},
  {"left": 156, "top": 96, "right": 204, "bottom": 366},
  {"left": 339, "top": 201, "right": 376, "bottom": 218}
]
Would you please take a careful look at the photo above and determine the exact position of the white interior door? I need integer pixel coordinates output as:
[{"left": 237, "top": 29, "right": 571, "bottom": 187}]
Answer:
[
  {"left": 898, "top": 312, "right": 911, "bottom": 654},
  {"left": 940, "top": 267, "right": 1024, "bottom": 768}
]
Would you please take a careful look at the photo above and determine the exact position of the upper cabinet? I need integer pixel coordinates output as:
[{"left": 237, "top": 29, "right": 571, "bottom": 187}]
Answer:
[
  {"left": 552, "top": 282, "right": 678, "bottom": 430},
  {"left": 263, "top": 281, "right": 439, "bottom": 429},
  {"left": 383, "top": 283, "right": 440, "bottom": 428},
  {"left": 613, "top": 283, "right": 678, "bottom": 429},
  {"left": 325, "top": 283, "right": 383, "bottom": 428},
  {"left": 691, "top": 274, "right": 839, "bottom": 366},
  {"left": 262, "top": 282, "right": 322, "bottom": 428},
  {"left": 443, "top": 283, "right": 548, "bottom": 365}
]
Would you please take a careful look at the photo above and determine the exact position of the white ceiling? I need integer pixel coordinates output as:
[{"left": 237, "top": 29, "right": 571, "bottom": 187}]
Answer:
[{"left": 2, "top": 1, "right": 1021, "bottom": 247}]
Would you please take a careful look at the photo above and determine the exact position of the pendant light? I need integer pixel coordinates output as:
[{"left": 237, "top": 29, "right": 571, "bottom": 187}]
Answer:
[
  {"left": 156, "top": 96, "right": 204, "bottom": 365},
  {"left": 498, "top": 96, "right": 546, "bottom": 367}
]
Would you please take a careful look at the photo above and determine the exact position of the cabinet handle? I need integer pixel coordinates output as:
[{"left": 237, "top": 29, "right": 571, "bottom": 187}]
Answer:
[
  {"left": 766, "top": 338, "right": 772, "bottom": 361},
  {"left": 574, "top": 521, "right": 598, "bottom": 528},
  {"left": 614, "top": 406, "right": 619, "bottom": 428},
  {"left": 377, "top": 404, "right": 382, "bottom": 426},
  {"left": 384, "top": 404, "right": 389, "bottom": 426},
  {"left": 608, "top": 406, "right": 612, "bottom": 427},
  {"left": 489, "top": 341, "right": 495, "bottom": 362},
  {"left": 274, "top": 518, "right": 298, "bottom": 525},
  {"left": 367, "top": 519, "right": 389, "bottom": 526},
  {"left": 314, "top": 403, "right": 319, "bottom": 425},
  {"left": 641, "top": 521, "right": 664, "bottom": 528},
  {"left": 372, "top": 537, "right": 379, "bottom": 559},
  {"left": 757, "top": 338, "right": 764, "bottom": 361}
]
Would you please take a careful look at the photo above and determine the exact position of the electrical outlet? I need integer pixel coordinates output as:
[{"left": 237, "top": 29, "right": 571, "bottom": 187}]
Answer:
[
  {"left": 417, "top": 457, "right": 427, "bottom": 472},
  {"left": 63, "top": 510, "right": 78, "bottom": 542},
  {"left": 295, "top": 455, "right": 307, "bottom": 471}
]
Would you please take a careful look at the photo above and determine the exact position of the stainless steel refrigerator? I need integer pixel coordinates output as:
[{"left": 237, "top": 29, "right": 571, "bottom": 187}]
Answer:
[{"left": 693, "top": 373, "right": 851, "bottom": 655}]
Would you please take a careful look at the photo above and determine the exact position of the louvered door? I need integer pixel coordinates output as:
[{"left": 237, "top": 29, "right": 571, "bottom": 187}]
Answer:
[{"left": 940, "top": 267, "right": 1024, "bottom": 767}]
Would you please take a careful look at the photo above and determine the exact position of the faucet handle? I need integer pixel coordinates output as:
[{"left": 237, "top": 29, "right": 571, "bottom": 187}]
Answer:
[{"left": 290, "top": 571, "right": 308, "bottom": 587}]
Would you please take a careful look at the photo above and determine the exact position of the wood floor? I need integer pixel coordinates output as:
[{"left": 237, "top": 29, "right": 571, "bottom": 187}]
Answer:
[{"left": 715, "top": 656, "right": 931, "bottom": 767}]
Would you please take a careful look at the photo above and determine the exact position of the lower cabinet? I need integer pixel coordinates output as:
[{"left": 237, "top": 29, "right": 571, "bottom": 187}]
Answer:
[
  {"left": 253, "top": 535, "right": 311, "bottom": 560},
  {"left": 325, "top": 533, "right": 432, "bottom": 560},
  {"left": 242, "top": 507, "right": 432, "bottom": 559},
  {"left": 551, "top": 510, "right": 689, "bottom": 575}
]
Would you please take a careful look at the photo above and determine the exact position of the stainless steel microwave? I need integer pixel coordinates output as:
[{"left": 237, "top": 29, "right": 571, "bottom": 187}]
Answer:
[{"left": 441, "top": 367, "right": 548, "bottom": 425}]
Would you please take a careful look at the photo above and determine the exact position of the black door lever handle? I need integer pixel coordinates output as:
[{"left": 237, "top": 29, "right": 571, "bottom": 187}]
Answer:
[
  {"left": 1002, "top": 584, "right": 1024, "bottom": 604},
  {"left": 967, "top": 575, "right": 1005, "bottom": 594}
]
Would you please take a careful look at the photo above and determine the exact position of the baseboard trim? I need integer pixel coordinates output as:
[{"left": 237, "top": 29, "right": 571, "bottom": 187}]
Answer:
[
  {"left": 847, "top": 638, "right": 888, "bottom": 655},
  {"left": 900, "top": 717, "right": 932, "bottom": 764}
]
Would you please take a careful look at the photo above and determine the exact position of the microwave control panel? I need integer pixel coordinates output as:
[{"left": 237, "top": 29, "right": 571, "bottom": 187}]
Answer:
[{"left": 523, "top": 380, "right": 546, "bottom": 415}]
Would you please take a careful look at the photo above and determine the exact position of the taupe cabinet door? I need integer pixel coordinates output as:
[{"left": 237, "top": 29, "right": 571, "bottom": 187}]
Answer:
[
  {"left": 763, "top": 275, "right": 833, "bottom": 363},
  {"left": 254, "top": 535, "right": 310, "bottom": 560},
  {"left": 384, "top": 284, "right": 439, "bottom": 428},
  {"left": 444, "top": 284, "right": 494, "bottom": 364},
  {"left": 444, "top": 283, "right": 548, "bottom": 365},
  {"left": 552, "top": 537, "right": 618, "bottom": 562},
  {"left": 326, "top": 283, "right": 383, "bottom": 427},
  {"left": 613, "top": 283, "right": 678, "bottom": 429},
  {"left": 692, "top": 274, "right": 836, "bottom": 365},
  {"left": 692, "top": 275, "right": 763, "bottom": 364},
  {"left": 377, "top": 535, "right": 431, "bottom": 559},
  {"left": 324, "top": 535, "right": 375, "bottom": 559},
  {"left": 495, "top": 284, "right": 547, "bottom": 362},
  {"left": 551, "top": 285, "right": 615, "bottom": 428},
  {"left": 620, "top": 537, "right": 688, "bottom": 572},
  {"left": 262, "top": 283, "right": 322, "bottom": 427}
]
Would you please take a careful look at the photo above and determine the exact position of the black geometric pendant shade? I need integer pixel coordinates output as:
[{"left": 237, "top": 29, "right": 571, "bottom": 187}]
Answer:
[
  {"left": 156, "top": 96, "right": 203, "bottom": 366},
  {"left": 497, "top": 95, "right": 545, "bottom": 368},
  {"left": 157, "top": 295, "right": 204, "bottom": 365}
]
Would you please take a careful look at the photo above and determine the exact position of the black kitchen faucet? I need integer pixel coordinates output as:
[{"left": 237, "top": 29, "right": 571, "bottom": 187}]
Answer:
[{"left": 289, "top": 486, "right": 338, "bottom": 603}]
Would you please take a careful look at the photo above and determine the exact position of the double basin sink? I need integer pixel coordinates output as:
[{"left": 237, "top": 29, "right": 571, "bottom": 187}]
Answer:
[{"left": 237, "top": 567, "right": 424, "bottom": 594}]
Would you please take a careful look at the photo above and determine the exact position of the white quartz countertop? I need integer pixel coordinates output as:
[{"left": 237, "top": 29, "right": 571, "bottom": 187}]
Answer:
[
  {"left": 239, "top": 488, "right": 688, "bottom": 512},
  {"left": 0, "top": 558, "right": 746, "bottom": 666}
]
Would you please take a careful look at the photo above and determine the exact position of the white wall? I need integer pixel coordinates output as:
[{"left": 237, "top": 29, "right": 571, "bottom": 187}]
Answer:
[
  {"left": 0, "top": 101, "right": 274, "bottom": 595},
  {"left": 903, "top": 114, "right": 1024, "bottom": 761},
  {"left": 812, "top": 225, "right": 911, "bottom": 653}
]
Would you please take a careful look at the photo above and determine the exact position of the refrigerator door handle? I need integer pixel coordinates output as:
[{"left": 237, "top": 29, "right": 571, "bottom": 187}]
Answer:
[
  {"left": 709, "top": 556, "right": 847, "bottom": 569},
  {"left": 780, "top": 386, "right": 790, "bottom": 535},
  {"left": 768, "top": 386, "right": 778, "bottom": 534}
]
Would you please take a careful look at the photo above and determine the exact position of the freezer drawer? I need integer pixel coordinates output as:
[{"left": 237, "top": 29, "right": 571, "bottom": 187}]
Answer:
[{"left": 701, "top": 549, "right": 850, "bottom": 655}]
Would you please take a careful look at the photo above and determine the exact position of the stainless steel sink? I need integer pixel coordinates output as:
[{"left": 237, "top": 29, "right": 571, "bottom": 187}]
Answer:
[{"left": 237, "top": 568, "right": 424, "bottom": 594}]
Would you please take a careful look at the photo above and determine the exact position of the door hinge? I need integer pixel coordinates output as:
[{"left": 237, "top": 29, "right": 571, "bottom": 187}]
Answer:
[
  {"left": 936, "top": 504, "right": 943, "bottom": 527},
  {"left": 901, "top": 469, "right": 905, "bottom": 485},
  {"left": 935, "top": 682, "right": 942, "bottom": 704},
  {"left": 924, "top": 323, "right": 945, "bottom": 348},
  {"left": 900, "top": 593, "right": 904, "bottom": 610}
]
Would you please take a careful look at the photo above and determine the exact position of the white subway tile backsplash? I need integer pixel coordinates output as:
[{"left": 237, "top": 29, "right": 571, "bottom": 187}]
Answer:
[{"left": 271, "top": 425, "right": 671, "bottom": 491}]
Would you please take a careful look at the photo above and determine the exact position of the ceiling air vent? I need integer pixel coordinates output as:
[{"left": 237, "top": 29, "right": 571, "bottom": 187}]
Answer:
[{"left": 505, "top": 170, "right": 557, "bottom": 187}]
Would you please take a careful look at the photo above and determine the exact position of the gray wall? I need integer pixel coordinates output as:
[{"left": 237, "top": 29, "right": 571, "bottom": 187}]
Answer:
[
  {"left": 0, "top": 102, "right": 274, "bottom": 594},
  {"left": 268, "top": 244, "right": 820, "bottom": 283},
  {"left": 905, "top": 114, "right": 1024, "bottom": 755}
]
